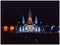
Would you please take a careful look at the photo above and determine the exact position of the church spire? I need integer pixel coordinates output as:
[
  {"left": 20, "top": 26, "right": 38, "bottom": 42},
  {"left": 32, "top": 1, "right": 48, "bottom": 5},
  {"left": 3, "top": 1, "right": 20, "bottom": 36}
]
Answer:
[
  {"left": 28, "top": 6, "right": 32, "bottom": 24},
  {"left": 28, "top": 7, "right": 32, "bottom": 17}
]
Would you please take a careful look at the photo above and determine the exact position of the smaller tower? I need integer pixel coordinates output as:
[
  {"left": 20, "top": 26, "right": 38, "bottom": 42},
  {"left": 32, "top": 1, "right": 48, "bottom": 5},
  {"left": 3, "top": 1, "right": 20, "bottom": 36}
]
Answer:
[
  {"left": 22, "top": 15, "right": 25, "bottom": 24},
  {"left": 35, "top": 16, "right": 38, "bottom": 24},
  {"left": 21, "top": 15, "right": 25, "bottom": 32},
  {"left": 34, "top": 16, "right": 38, "bottom": 32}
]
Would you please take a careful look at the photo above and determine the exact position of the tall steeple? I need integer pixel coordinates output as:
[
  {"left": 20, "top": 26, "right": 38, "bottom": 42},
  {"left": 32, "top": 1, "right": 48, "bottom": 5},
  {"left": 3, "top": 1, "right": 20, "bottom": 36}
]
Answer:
[
  {"left": 28, "top": 6, "right": 32, "bottom": 24},
  {"left": 28, "top": 7, "right": 32, "bottom": 17}
]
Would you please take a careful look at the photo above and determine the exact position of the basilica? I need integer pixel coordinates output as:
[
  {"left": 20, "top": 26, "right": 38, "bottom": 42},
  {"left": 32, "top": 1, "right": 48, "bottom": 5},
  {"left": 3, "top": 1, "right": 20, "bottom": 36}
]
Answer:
[
  {"left": 15, "top": 8, "right": 45, "bottom": 33},
  {"left": 3, "top": 8, "right": 59, "bottom": 33}
]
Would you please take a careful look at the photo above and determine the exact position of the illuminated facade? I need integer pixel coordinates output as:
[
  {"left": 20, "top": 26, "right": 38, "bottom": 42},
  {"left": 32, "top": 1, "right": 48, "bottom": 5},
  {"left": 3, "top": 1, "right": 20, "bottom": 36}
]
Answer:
[
  {"left": 15, "top": 8, "right": 43, "bottom": 33},
  {"left": 2, "top": 8, "right": 59, "bottom": 33}
]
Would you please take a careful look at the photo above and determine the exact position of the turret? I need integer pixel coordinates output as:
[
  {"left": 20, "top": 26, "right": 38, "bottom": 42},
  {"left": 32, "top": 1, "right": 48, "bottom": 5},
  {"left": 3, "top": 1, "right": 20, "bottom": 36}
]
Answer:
[
  {"left": 35, "top": 16, "right": 38, "bottom": 24},
  {"left": 22, "top": 15, "right": 25, "bottom": 24}
]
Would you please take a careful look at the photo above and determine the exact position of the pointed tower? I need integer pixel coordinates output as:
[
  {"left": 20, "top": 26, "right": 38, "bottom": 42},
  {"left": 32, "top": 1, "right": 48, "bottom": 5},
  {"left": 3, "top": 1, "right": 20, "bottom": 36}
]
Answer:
[
  {"left": 28, "top": 7, "right": 33, "bottom": 24},
  {"left": 28, "top": 7, "right": 32, "bottom": 17},
  {"left": 22, "top": 15, "right": 25, "bottom": 24},
  {"left": 35, "top": 16, "right": 38, "bottom": 24}
]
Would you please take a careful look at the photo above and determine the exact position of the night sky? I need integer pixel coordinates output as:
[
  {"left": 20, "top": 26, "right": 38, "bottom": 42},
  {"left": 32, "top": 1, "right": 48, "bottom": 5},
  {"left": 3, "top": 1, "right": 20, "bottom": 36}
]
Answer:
[{"left": 1, "top": 1, "right": 59, "bottom": 26}]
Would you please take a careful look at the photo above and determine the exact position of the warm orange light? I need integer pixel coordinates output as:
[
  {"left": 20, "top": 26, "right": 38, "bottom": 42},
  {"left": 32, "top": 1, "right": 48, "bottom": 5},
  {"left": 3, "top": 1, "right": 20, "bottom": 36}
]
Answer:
[
  {"left": 4, "top": 25, "right": 9, "bottom": 31},
  {"left": 28, "top": 17, "right": 32, "bottom": 22},
  {"left": 10, "top": 25, "right": 15, "bottom": 32}
]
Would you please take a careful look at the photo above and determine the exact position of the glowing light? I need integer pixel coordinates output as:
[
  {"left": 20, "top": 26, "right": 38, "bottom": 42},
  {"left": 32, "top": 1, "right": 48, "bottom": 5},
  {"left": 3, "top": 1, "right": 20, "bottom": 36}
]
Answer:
[
  {"left": 51, "top": 26, "right": 55, "bottom": 31},
  {"left": 4, "top": 25, "right": 9, "bottom": 31},
  {"left": 28, "top": 17, "right": 32, "bottom": 22},
  {"left": 35, "top": 16, "right": 38, "bottom": 24},
  {"left": 25, "top": 25, "right": 34, "bottom": 32},
  {"left": 22, "top": 16, "right": 25, "bottom": 24},
  {"left": 19, "top": 26, "right": 21, "bottom": 32},
  {"left": 38, "top": 27, "right": 40, "bottom": 32},
  {"left": 35, "top": 26, "right": 38, "bottom": 32},
  {"left": 10, "top": 25, "right": 15, "bottom": 32},
  {"left": 22, "top": 26, "right": 25, "bottom": 32},
  {"left": 58, "top": 30, "right": 60, "bottom": 33},
  {"left": 28, "top": 16, "right": 32, "bottom": 24}
]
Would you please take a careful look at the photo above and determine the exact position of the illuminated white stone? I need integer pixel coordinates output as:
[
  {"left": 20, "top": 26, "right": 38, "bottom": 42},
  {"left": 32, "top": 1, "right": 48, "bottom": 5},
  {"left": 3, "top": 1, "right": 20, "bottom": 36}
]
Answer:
[
  {"left": 22, "top": 26, "right": 25, "bottom": 32},
  {"left": 25, "top": 25, "right": 34, "bottom": 32},
  {"left": 38, "top": 27, "right": 40, "bottom": 32},
  {"left": 35, "top": 26, "right": 38, "bottom": 32},
  {"left": 19, "top": 26, "right": 21, "bottom": 32}
]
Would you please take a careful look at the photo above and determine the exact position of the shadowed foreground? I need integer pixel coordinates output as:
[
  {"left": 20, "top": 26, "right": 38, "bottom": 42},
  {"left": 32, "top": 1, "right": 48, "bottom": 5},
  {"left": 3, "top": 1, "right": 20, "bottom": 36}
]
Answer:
[{"left": 1, "top": 32, "right": 59, "bottom": 44}]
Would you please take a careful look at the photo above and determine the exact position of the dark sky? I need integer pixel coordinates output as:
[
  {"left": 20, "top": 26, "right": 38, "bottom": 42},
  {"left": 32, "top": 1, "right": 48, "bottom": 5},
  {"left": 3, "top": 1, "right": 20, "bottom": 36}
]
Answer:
[{"left": 1, "top": 1, "right": 59, "bottom": 26}]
